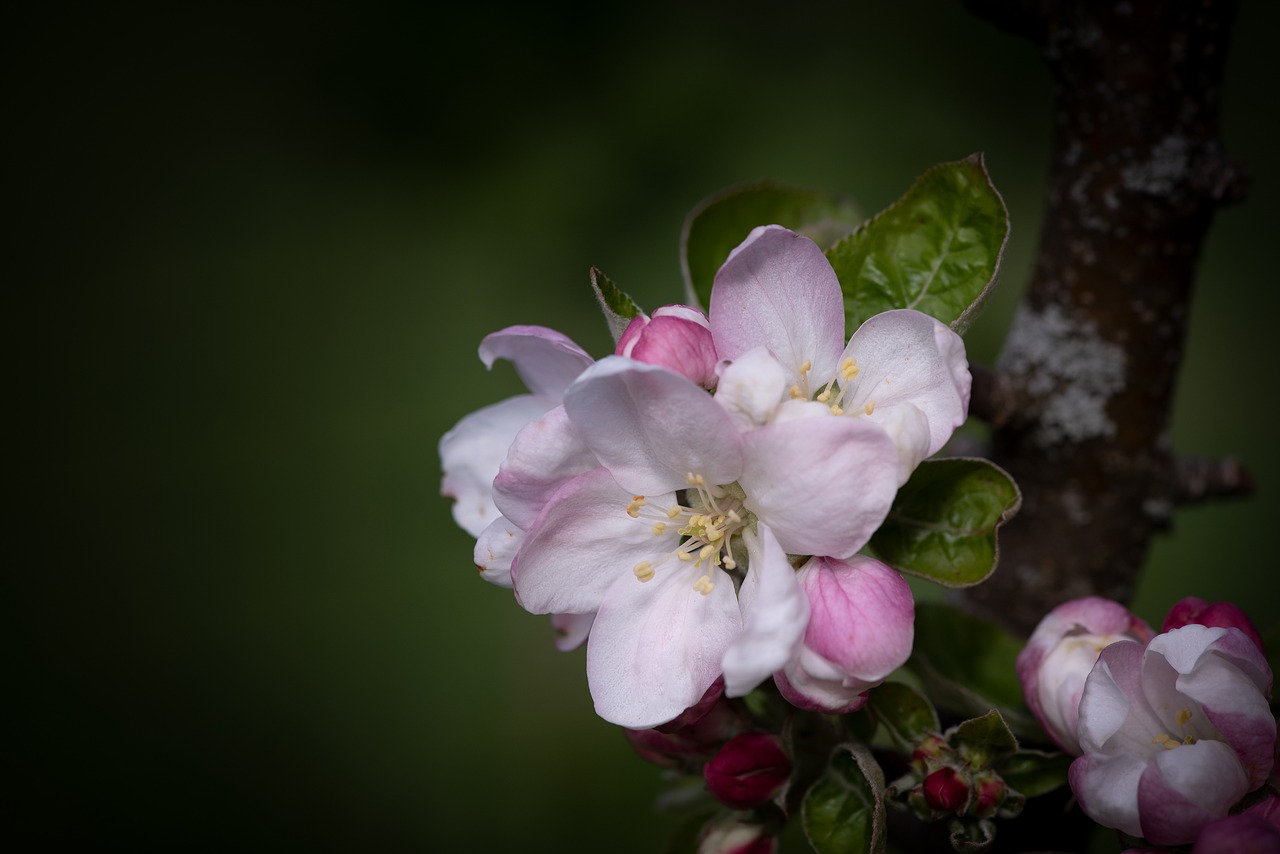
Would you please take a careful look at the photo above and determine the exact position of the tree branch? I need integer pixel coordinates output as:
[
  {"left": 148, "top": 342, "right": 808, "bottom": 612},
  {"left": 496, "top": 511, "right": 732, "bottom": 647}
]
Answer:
[{"left": 961, "top": 0, "right": 1245, "bottom": 634}]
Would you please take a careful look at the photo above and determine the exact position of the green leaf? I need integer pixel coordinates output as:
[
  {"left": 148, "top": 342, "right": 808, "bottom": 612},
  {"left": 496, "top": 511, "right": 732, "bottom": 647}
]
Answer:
[
  {"left": 826, "top": 153, "right": 1009, "bottom": 334},
  {"left": 996, "top": 750, "right": 1072, "bottom": 798},
  {"left": 907, "top": 603, "right": 1041, "bottom": 742},
  {"left": 950, "top": 710, "right": 1017, "bottom": 768},
  {"left": 866, "top": 458, "right": 1021, "bottom": 589},
  {"left": 590, "top": 267, "right": 642, "bottom": 344},
  {"left": 866, "top": 681, "right": 940, "bottom": 749},
  {"left": 801, "top": 743, "right": 886, "bottom": 854},
  {"left": 681, "top": 182, "right": 862, "bottom": 308}
]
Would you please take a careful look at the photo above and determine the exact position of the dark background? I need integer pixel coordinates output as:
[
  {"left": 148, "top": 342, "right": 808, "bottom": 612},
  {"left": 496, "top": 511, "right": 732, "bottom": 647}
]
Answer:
[{"left": 12, "top": 1, "right": 1279, "bottom": 850}]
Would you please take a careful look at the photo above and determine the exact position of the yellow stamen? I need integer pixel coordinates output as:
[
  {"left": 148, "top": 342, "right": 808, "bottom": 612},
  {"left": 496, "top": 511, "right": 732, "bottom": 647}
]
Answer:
[
  {"left": 829, "top": 404, "right": 844, "bottom": 416},
  {"left": 651, "top": 522, "right": 667, "bottom": 536},
  {"left": 789, "top": 385, "right": 804, "bottom": 399},
  {"left": 676, "top": 550, "right": 694, "bottom": 562},
  {"left": 799, "top": 359, "right": 812, "bottom": 374},
  {"left": 633, "top": 561, "right": 654, "bottom": 582},
  {"left": 864, "top": 400, "right": 876, "bottom": 415},
  {"left": 816, "top": 390, "right": 831, "bottom": 403}
]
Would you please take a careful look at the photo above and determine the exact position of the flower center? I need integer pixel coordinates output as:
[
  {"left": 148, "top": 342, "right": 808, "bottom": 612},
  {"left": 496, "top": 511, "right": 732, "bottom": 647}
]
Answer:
[
  {"left": 625, "top": 472, "right": 752, "bottom": 596},
  {"left": 1152, "top": 707, "right": 1200, "bottom": 750},
  {"left": 790, "top": 356, "right": 876, "bottom": 417}
]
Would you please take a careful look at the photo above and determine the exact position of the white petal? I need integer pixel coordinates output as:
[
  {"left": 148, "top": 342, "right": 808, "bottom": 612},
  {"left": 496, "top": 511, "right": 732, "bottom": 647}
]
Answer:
[
  {"left": 563, "top": 357, "right": 743, "bottom": 496},
  {"left": 492, "top": 405, "right": 597, "bottom": 529},
  {"left": 710, "top": 225, "right": 846, "bottom": 387},
  {"left": 714, "top": 346, "right": 789, "bottom": 429},
  {"left": 721, "top": 526, "right": 809, "bottom": 697},
  {"left": 840, "top": 310, "right": 970, "bottom": 457},
  {"left": 552, "top": 612, "right": 594, "bottom": 651},
  {"left": 473, "top": 515, "right": 523, "bottom": 588},
  {"left": 439, "top": 395, "right": 554, "bottom": 536},
  {"left": 479, "top": 325, "right": 594, "bottom": 397},
  {"left": 586, "top": 560, "right": 742, "bottom": 728}
]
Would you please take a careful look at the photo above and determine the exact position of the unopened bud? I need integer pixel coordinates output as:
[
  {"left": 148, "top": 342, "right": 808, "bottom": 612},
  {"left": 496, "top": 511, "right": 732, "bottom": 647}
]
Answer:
[
  {"left": 1163, "top": 596, "right": 1265, "bottom": 654},
  {"left": 616, "top": 305, "right": 718, "bottom": 389},
  {"left": 922, "top": 767, "right": 969, "bottom": 814},
  {"left": 971, "top": 773, "right": 1007, "bottom": 818},
  {"left": 703, "top": 732, "right": 792, "bottom": 810}
]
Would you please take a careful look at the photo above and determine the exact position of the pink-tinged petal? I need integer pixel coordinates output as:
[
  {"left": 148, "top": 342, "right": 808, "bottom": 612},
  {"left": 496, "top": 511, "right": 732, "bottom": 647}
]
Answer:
[
  {"left": 552, "top": 612, "right": 593, "bottom": 651},
  {"left": 774, "top": 647, "right": 869, "bottom": 714},
  {"left": 1137, "top": 740, "right": 1250, "bottom": 846},
  {"left": 840, "top": 309, "right": 970, "bottom": 457},
  {"left": 799, "top": 555, "right": 914, "bottom": 683},
  {"left": 478, "top": 325, "right": 594, "bottom": 397},
  {"left": 1158, "top": 627, "right": 1276, "bottom": 788},
  {"left": 1244, "top": 796, "right": 1280, "bottom": 828},
  {"left": 473, "top": 515, "right": 523, "bottom": 588},
  {"left": 439, "top": 394, "right": 555, "bottom": 536},
  {"left": 1070, "top": 752, "right": 1146, "bottom": 839},
  {"left": 868, "top": 402, "right": 932, "bottom": 485},
  {"left": 512, "top": 468, "right": 680, "bottom": 616},
  {"left": 715, "top": 347, "right": 789, "bottom": 429},
  {"left": 619, "top": 305, "right": 719, "bottom": 389},
  {"left": 563, "top": 357, "right": 743, "bottom": 496},
  {"left": 1193, "top": 813, "right": 1280, "bottom": 854},
  {"left": 492, "top": 405, "right": 597, "bottom": 529},
  {"left": 586, "top": 560, "right": 742, "bottom": 728},
  {"left": 1076, "top": 640, "right": 1152, "bottom": 754},
  {"left": 721, "top": 526, "right": 809, "bottom": 697},
  {"left": 710, "top": 225, "right": 845, "bottom": 386},
  {"left": 1163, "top": 596, "right": 1265, "bottom": 653},
  {"left": 1017, "top": 597, "right": 1153, "bottom": 755},
  {"left": 739, "top": 413, "right": 900, "bottom": 558}
]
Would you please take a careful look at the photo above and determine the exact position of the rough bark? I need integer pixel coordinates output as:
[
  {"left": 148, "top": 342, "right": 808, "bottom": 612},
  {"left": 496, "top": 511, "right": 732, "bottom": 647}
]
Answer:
[{"left": 961, "top": 0, "right": 1245, "bottom": 634}]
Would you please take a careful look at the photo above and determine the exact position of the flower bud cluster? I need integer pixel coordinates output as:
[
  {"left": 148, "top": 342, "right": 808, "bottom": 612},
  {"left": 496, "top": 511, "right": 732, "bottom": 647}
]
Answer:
[{"left": 894, "top": 733, "right": 1022, "bottom": 823}]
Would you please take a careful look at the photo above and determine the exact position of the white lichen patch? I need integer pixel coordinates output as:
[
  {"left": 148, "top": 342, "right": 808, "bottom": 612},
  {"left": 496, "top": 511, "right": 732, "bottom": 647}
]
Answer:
[
  {"left": 1000, "top": 304, "right": 1126, "bottom": 446},
  {"left": 1122, "top": 133, "right": 1189, "bottom": 197}
]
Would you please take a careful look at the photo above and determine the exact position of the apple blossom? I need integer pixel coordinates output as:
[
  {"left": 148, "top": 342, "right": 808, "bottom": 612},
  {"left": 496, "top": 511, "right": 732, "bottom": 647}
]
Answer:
[
  {"left": 473, "top": 225, "right": 968, "bottom": 728},
  {"left": 1164, "top": 595, "right": 1265, "bottom": 654},
  {"left": 1069, "top": 624, "right": 1276, "bottom": 846},
  {"left": 1017, "top": 596, "right": 1154, "bottom": 753}
]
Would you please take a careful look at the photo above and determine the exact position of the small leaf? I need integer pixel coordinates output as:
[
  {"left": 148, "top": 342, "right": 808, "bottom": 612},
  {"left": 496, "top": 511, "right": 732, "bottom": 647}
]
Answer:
[
  {"left": 908, "top": 603, "right": 1041, "bottom": 741},
  {"left": 801, "top": 743, "right": 887, "bottom": 854},
  {"left": 948, "top": 817, "right": 997, "bottom": 854},
  {"left": 996, "top": 750, "right": 1072, "bottom": 798},
  {"left": 866, "top": 458, "right": 1021, "bottom": 588},
  {"left": 590, "top": 267, "right": 642, "bottom": 344},
  {"left": 950, "top": 710, "right": 1017, "bottom": 768},
  {"left": 866, "top": 681, "right": 940, "bottom": 749},
  {"left": 826, "top": 153, "right": 1009, "bottom": 334},
  {"left": 681, "top": 182, "right": 862, "bottom": 308}
]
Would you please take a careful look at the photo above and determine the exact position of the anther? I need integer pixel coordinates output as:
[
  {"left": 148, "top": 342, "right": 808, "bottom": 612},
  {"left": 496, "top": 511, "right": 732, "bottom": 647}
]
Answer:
[
  {"left": 676, "top": 550, "right": 694, "bottom": 562},
  {"left": 633, "top": 561, "right": 654, "bottom": 582},
  {"left": 829, "top": 405, "right": 844, "bottom": 416},
  {"left": 799, "top": 359, "right": 812, "bottom": 374},
  {"left": 698, "top": 544, "right": 716, "bottom": 562},
  {"left": 1176, "top": 708, "right": 1193, "bottom": 728},
  {"left": 816, "top": 390, "right": 831, "bottom": 403},
  {"left": 789, "top": 385, "right": 804, "bottom": 399},
  {"left": 666, "top": 507, "right": 681, "bottom": 519},
  {"left": 864, "top": 400, "right": 876, "bottom": 415},
  {"left": 693, "top": 576, "right": 714, "bottom": 595},
  {"left": 652, "top": 522, "right": 667, "bottom": 536}
]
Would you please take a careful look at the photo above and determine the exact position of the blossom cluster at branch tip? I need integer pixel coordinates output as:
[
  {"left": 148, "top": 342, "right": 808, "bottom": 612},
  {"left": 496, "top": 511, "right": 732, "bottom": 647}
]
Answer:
[{"left": 440, "top": 224, "right": 971, "bottom": 728}]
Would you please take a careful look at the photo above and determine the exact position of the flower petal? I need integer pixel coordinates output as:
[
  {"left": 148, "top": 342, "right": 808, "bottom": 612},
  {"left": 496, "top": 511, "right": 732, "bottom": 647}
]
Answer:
[
  {"left": 479, "top": 325, "right": 594, "bottom": 397},
  {"left": 1138, "top": 740, "right": 1249, "bottom": 846},
  {"left": 839, "top": 309, "right": 970, "bottom": 458},
  {"left": 473, "top": 515, "right": 523, "bottom": 588},
  {"left": 552, "top": 612, "right": 594, "bottom": 652},
  {"left": 439, "top": 394, "right": 554, "bottom": 536},
  {"left": 492, "top": 405, "right": 597, "bottom": 529},
  {"left": 739, "top": 413, "right": 900, "bottom": 558},
  {"left": 586, "top": 560, "right": 743, "bottom": 728},
  {"left": 710, "top": 225, "right": 845, "bottom": 387},
  {"left": 798, "top": 555, "right": 914, "bottom": 683},
  {"left": 721, "top": 526, "right": 809, "bottom": 698},
  {"left": 1069, "top": 752, "right": 1146, "bottom": 839},
  {"left": 714, "top": 346, "right": 789, "bottom": 429},
  {"left": 563, "top": 356, "right": 743, "bottom": 496},
  {"left": 774, "top": 647, "right": 869, "bottom": 714},
  {"left": 512, "top": 468, "right": 680, "bottom": 616}
]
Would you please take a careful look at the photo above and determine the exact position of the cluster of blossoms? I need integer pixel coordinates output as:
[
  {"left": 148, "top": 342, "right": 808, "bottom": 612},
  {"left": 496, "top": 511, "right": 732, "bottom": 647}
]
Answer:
[
  {"left": 1019, "top": 595, "right": 1279, "bottom": 850},
  {"left": 441, "top": 225, "right": 971, "bottom": 729}
]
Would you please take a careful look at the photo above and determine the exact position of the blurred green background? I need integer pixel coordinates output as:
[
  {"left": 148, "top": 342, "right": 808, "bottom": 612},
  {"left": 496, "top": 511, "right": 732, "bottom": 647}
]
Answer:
[{"left": 12, "top": 1, "right": 1279, "bottom": 850}]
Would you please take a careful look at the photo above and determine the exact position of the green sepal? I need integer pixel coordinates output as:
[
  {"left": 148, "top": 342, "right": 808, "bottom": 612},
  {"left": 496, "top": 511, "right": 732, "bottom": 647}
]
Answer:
[
  {"left": 801, "top": 743, "right": 887, "bottom": 854},
  {"left": 866, "top": 458, "right": 1021, "bottom": 589},
  {"left": 907, "top": 603, "right": 1041, "bottom": 741},
  {"left": 865, "top": 681, "right": 940, "bottom": 750},
  {"left": 826, "top": 153, "right": 1009, "bottom": 334},
  {"left": 950, "top": 710, "right": 1018, "bottom": 769},
  {"left": 681, "top": 182, "right": 862, "bottom": 308},
  {"left": 590, "top": 267, "right": 643, "bottom": 344},
  {"left": 948, "top": 817, "right": 997, "bottom": 854},
  {"left": 995, "top": 750, "right": 1073, "bottom": 798}
]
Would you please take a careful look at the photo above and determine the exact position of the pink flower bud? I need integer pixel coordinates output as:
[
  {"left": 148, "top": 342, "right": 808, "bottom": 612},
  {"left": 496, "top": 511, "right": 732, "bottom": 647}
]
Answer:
[
  {"left": 702, "top": 732, "right": 792, "bottom": 810},
  {"left": 626, "top": 680, "right": 744, "bottom": 770},
  {"left": 1163, "top": 596, "right": 1265, "bottom": 654},
  {"left": 911, "top": 734, "right": 951, "bottom": 773},
  {"left": 775, "top": 555, "right": 914, "bottom": 714},
  {"left": 971, "top": 774, "right": 1007, "bottom": 818},
  {"left": 1017, "top": 596, "right": 1153, "bottom": 754},
  {"left": 616, "top": 305, "right": 718, "bottom": 389},
  {"left": 922, "top": 766, "right": 970, "bottom": 814}
]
